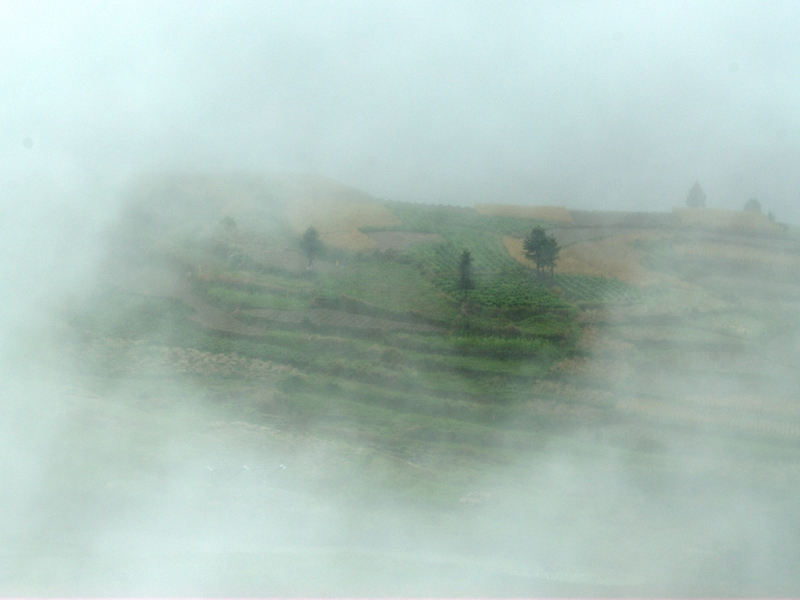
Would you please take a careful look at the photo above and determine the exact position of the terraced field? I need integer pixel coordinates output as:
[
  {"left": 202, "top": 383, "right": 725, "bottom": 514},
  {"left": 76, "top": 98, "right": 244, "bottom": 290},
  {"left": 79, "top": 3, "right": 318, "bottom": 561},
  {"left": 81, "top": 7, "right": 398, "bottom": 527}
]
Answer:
[
  {"left": 241, "top": 308, "right": 443, "bottom": 333},
  {"left": 616, "top": 394, "right": 800, "bottom": 439},
  {"left": 44, "top": 175, "right": 800, "bottom": 596}
]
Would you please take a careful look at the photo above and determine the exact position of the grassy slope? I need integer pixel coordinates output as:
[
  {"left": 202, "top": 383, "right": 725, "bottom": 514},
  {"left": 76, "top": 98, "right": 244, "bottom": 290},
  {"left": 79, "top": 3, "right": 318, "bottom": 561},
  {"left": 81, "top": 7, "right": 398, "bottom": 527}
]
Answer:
[
  {"left": 40, "top": 179, "right": 800, "bottom": 595},
  {"left": 69, "top": 180, "right": 800, "bottom": 505}
]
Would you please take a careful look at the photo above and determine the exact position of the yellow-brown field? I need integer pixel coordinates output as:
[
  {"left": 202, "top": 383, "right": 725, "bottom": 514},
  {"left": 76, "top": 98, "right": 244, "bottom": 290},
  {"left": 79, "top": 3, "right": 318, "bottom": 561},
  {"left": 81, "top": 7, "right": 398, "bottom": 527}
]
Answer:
[
  {"left": 503, "top": 232, "right": 680, "bottom": 287},
  {"left": 675, "top": 240, "right": 800, "bottom": 268},
  {"left": 672, "top": 207, "right": 783, "bottom": 233},
  {"left": 284, "top": 199, "right": 400, "bottom": 251},
  {"left": 475, "top": 204, "right": 574, "bottom": 224}
]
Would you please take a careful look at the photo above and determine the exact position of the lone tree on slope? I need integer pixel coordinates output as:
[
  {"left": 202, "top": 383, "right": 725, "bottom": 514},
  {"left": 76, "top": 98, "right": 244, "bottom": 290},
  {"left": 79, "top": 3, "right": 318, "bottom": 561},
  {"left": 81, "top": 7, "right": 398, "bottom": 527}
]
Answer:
[
  {"left": 540, "top": 234, "right": 561, "bottom": 281},
  {"left": 523, "top": 226, "right": 548, "bottom": 278},
  {"left": 458, "top": 249, "right": 474, "bottom": 302},
  {"left": 686, "top": 181, "right": 707, "bottom": 208},
  {"left": 523, "top": 226, "right": 560, "bottom": 281},
  {"left": 300, "top": 226, "right": 325, "bottom": 269}
]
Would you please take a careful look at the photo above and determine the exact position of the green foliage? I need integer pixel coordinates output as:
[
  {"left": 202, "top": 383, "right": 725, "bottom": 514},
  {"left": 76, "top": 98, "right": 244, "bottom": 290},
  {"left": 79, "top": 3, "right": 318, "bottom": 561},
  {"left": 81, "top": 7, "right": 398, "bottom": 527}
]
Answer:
[
  {"left": 382, "top": 201, "right": 547, "bottom": 237},
  {"left": 540, "top": 235, "right": 560, "bottom": 277},
  {"left": 204, "top": 286, "right": 310, "bottom": 310},
  {"left": 300, "top": 226, "right": 325, "bottom": 267},
  {"left": 458, "top": 249, "right": 474, "bottom": 301},
  {"left": 449, "top": 334, "right": 555, "bottom": 358},
  {"left": 409, "top": 234, "right": 516, "bottom": 276},
  {"left": 318, "top": 257, "right": 454, "bottom": 320},
  {"left": 523, "top": 226, "right": 560, "bottom": 278},
  {"left": 438, "top": 273, "right": 571, "bottom": 312},
  {"left": 523, "top": 226, "right": 548, "bottom": 265}
]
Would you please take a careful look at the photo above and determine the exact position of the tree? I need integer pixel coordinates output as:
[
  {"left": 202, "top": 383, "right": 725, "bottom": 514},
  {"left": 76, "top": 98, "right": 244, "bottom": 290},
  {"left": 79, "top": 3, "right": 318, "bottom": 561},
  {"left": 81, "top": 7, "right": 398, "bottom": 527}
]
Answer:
[
  {"left": 540, "top": 234, "right": 561, "bottom": 281},
  {"left": 686, "top": 181, "right": 706, "bottom": 208},
  {"left": 743, "top": 198, "right": 762, "bottom": 213},
  {"left": 300, "top": 226, "right": 324, "bottom": 268},
  {"left": 523, "top": 226, "right": 560, "bottom": 281},
  {"left": 523, "top": 226, "right": 547, "bottom": 278},
  {"left": 458, "top": 249, "right": 474, "bottom": 302}
]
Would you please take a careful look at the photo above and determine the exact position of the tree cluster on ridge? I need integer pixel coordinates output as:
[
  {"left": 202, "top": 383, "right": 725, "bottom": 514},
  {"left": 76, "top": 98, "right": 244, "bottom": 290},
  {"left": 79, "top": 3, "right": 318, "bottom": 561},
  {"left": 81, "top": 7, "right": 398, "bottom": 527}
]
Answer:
[{"left": 523, "top": 226, "right": 560, "bottom": 280}]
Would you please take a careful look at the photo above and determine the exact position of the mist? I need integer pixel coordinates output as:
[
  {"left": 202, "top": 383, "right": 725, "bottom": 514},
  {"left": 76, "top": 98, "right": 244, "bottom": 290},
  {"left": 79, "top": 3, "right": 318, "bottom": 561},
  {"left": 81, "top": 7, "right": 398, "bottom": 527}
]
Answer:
[
  {"left": 5, "top": 1, "right": 800, "bottom": 213},
  {"left": 3, "top": 1, "right": 800, "bottom": 596}
]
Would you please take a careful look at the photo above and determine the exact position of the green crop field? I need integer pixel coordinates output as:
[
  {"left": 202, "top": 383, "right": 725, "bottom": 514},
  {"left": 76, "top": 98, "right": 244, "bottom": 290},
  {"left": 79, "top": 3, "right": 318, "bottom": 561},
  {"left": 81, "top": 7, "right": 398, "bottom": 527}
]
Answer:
[
  {"left": 553, "top": 273, "right": 643, "bottom": 304},
  {"left": 48, "top": 176, "right": 800, "bottom": 597}
]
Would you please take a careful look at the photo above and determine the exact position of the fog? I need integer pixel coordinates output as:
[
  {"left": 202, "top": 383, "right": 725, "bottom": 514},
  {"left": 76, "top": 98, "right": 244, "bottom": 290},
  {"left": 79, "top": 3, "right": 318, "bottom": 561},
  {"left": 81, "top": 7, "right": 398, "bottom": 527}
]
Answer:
[
  {"left": 3, "top": 1, "right": 800, "bottom": 596},
  {"left": 5, "top": 1, "right": 800, "bottom": 213}
]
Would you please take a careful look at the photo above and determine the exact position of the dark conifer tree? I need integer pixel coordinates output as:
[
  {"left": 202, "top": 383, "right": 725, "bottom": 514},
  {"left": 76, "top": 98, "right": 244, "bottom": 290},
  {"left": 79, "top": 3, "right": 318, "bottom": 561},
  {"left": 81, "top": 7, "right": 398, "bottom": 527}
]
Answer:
[{"left": 300, "top": 227, "right": 325, "bottom": 268}]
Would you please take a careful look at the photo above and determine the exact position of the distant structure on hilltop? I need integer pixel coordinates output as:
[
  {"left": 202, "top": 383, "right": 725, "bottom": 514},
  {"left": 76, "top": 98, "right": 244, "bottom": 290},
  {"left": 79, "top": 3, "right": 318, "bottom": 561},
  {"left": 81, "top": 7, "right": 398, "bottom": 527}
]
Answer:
[
  {"left": 744, "top": 198, "right": 762, "bottom": 213},
  {"left": 686, "top": 181, "right": 707, "bottom": 208}
]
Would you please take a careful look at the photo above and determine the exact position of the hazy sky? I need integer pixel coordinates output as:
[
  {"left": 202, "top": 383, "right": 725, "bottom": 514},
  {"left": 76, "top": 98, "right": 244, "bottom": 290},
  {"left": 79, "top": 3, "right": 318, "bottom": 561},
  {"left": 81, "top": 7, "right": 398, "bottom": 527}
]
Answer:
[{"left": 3, "top": 1, "right": 800, "bottom": 220}]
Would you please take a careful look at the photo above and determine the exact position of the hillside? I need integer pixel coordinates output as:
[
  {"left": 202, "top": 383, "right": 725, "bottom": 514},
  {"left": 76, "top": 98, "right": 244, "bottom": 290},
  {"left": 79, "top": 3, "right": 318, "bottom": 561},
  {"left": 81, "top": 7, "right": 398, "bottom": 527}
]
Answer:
[{"left": 47, "top": 173, "right": 800, "bottom": 596}]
